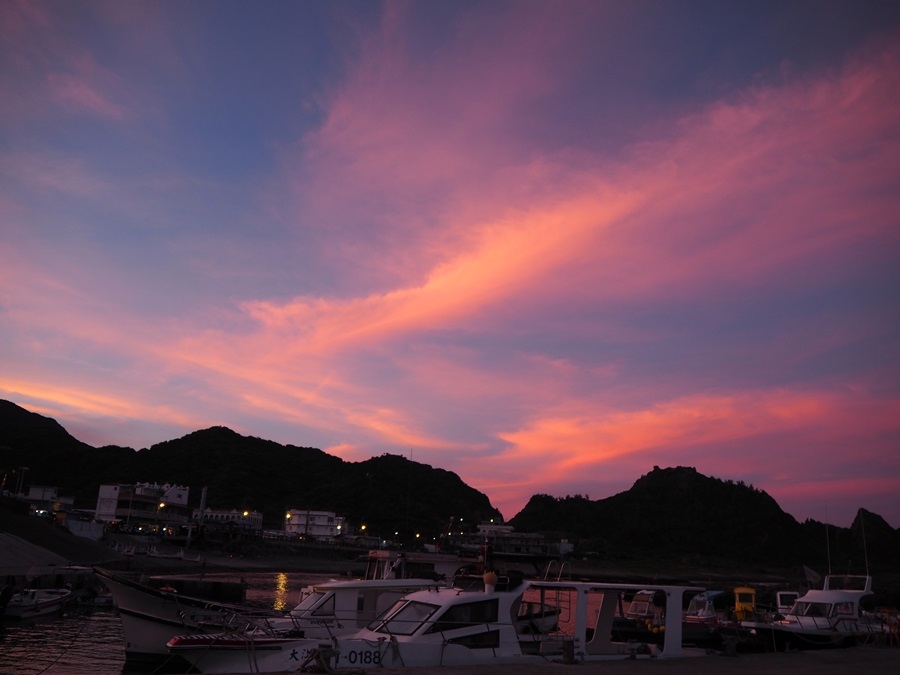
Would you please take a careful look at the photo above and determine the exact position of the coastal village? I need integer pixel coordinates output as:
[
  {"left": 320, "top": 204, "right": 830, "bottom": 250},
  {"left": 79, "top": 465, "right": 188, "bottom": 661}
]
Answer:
[{"left": 3, "top": 477, "right": 573, "bottom": 563}]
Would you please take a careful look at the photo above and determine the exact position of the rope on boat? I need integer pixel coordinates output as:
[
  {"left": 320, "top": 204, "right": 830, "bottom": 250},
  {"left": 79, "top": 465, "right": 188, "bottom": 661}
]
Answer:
[
  {"left": 297, "top": 643, "right": 356, "bottom": 673},
  {"left": 33, "top": 604, "right": 93, "bottom": 675}
]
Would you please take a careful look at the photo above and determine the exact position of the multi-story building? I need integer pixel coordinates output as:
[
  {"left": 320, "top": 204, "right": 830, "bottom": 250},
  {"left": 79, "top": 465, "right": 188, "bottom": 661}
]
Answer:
[
  {"left": 21, "top": 485, "right": 75, "bottom": 514},
  {"left": 284, "top": 508, "right": 346, "bottom": 542},
  {"left": 95, "top": 482, "right": 191, "bottom": 533},
  {"left": 447, "top": 520, "right": 575, "bottom": 558},
  {"left": 193, "top": 507, "right": 263, "bottom": 532}
]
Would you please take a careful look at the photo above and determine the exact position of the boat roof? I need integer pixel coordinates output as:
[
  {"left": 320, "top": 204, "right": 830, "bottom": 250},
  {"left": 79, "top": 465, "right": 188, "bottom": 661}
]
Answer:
[
  {"left": 691, "top": 590, "right": 726, "bottom": 600},
  {"left": 310, "top": 578, "right": 440, "bottom": 591},
  {"left": 529, "top": 579, "right": 704, "bottom": 594}
]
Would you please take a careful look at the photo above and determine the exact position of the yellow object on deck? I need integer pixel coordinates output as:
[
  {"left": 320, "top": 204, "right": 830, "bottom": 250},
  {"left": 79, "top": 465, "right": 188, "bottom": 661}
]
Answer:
[{"left": 733, "top": 586, "right": 756, "bottom": 620}]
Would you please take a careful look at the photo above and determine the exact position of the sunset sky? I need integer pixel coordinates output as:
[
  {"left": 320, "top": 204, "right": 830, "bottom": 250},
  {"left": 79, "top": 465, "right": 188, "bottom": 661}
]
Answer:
[{"left": 2, "top": 1, "right": 899, "bottom": 528}]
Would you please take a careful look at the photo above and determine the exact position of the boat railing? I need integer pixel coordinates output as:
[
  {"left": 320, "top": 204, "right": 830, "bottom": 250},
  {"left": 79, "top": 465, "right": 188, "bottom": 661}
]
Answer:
[
  {"left": 873, "top": 608, "right": 900, "bottom": 646},
  {"left": 525, "top": 584, "right": 572, "bottom": 632},
  {"left": 832, "top": 615, "right": 880, "bottom": 638},
  {"left": 542, "top": 560, "right": 571, "bottom": 581},
  {"left": 792, "top": 613, "right": 865, "bottom": 634},
  {"left": 175, "top": 604, "right": 287, "bottom": 635}
]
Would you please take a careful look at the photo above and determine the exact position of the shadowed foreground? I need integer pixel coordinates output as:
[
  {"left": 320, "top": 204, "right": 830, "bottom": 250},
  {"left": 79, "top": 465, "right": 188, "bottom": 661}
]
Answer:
[{"left": 282, "top": 646, "right": 898, "bottom": 675}]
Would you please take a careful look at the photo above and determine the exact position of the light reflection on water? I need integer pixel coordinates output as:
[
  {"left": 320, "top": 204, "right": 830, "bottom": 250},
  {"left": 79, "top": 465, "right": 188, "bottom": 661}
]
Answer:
[
  {"left": 273, "top": 571, "right": 290, "bottom": 611},
  {"left": 0, "top": 571, "right": 335, "bottom": 675}
]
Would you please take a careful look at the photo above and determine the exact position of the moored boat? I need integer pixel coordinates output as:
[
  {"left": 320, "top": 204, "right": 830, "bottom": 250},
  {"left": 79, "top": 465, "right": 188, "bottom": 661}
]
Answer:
[
  {"left": 319, "top": 573, "right": 705, "bottom": 668},
  {"left": 3, "top": 587, "right": 72, "bottom": 620},
  {"left": 172, "top": 572, "right": 706, "bottom": 672},
  {"left": 94, "top": 567, "right": 279, "bottom": 666},
  {"left": 741, "top": 574, "right": 880, "bottom": 650},
  {"left": 165, "top": 577, "right": 444, "bottom": 673}
]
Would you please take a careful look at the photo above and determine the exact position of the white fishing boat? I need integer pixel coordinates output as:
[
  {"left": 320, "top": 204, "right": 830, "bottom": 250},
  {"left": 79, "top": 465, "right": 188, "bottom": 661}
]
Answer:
[
  {"left": 170, "top": 572, "right": 704, "bottom": 672},
  {"left": 166, "top": 577, "right": 444, "bottom": 673},
  {"left": 94, "top": 567, "right": 278, "bottom": 666},
  {"left": 742, "top": 574, "right": 880, "bottom": 650},
  {"left": 3, "top": 588, "right": 72, "bottom": 620}
]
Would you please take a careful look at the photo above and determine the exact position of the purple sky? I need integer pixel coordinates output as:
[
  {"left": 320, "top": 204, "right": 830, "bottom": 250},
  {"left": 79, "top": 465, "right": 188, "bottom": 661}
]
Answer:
[{"left": 2, "top": 1, "right": 899, "bottom": 527}]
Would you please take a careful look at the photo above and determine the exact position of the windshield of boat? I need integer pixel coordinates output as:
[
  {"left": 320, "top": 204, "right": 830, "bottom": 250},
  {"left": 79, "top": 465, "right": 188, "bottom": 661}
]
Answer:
[
  {"left": 790, "top": 601, "right": 831, "bottom": 618},
  {"left": 367, "top": 600, "right": 440, "bottom": 635},
  {"left": 290, "top": 590, "right": 332, "bottom": 617},
  {"left": 425, "top": 598, "right": 499, "bottom": 634},
  {"left": 627, "top": 593, "right": 654, "bottom": 617},
  {"left": 686, "top": 596, "right": 711, "bottom": 615}
]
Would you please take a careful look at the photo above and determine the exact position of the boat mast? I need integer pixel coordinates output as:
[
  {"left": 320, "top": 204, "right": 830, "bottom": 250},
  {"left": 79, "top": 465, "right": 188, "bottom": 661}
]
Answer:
[{"left": 861, "top": 512, "right": 869, "bottom": 576}]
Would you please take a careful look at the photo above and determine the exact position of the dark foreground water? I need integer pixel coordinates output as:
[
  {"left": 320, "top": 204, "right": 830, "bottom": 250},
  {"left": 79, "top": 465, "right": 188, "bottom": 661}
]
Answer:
[{"left": 0, "top": 571, "right": 333, "bottom": 675}]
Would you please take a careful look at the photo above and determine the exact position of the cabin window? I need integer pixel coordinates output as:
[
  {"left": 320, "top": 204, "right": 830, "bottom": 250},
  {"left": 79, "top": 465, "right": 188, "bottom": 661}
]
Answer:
[
  {"left": 832, "top": 602, "right": 854, "bottom": 617},
  {"left": 369, "top": 600, "right": 439, "bottom": 635},
  {"left": 311, "top": 594, "right": 335, "bottom": 617},
  {"left": 425, "top": 599, "right": 499, "bottom": 634},
  {"left": 793, "top": 602, "right": 830, "bottom": 618},
  {"left": 446, "top": 629, "right": 501, "bottom": 648},
  {"left": 293, "top": 590, "right": 327, "bottom": 613}
]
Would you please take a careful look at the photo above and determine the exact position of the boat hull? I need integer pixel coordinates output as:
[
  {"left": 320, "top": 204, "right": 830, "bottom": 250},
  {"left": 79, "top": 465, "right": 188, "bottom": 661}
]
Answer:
[
  {"left": 745, "top": 622, "right": 868, "bottom": 651},
  {"left": 3, "top": 589, "right": 71, "bottom": 620},
  {"left": 169, "top": 634, "right": 320, "bottom": 673},
  {"left": 94, "top": 567, "right": 270, "bottom": 665}
]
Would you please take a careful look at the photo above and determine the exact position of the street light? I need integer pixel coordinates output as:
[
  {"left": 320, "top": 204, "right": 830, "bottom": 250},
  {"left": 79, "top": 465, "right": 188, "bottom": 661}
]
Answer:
[{"left": 156, "top": 501, "right": 166, "bottom": 534}]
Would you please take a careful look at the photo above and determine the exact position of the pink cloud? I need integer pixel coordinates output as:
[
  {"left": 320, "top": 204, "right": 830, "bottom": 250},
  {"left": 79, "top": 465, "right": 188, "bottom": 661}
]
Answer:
[
  {"left": 47, "top": 72, "right": 127, "bottom": 120},
  {"left": 237, "top": 34, "right": 900, "bottom": 377},
  {"left": 0, "top": 2, "right": 177, "bottom": 128},
  {"left": 276, "top": 20, "right": 900, "bottom": 324},
  {"left": 2, "top": 152, "right": 114, "bottom": 199}
]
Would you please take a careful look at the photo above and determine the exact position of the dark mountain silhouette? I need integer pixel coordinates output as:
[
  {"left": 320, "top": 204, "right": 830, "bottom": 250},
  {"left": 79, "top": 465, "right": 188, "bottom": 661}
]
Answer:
[
  {"left": 0, "top": 400, "right": 498, "bottom": 538},
  {"left": 510, "top": 466, "right": 900, "bottom": 573},
  {"left": 2, "top": 400, "right": 898, "bottom": 575},
  {"left": 510, "top": 467, "right": 801, "bottom": 560}
]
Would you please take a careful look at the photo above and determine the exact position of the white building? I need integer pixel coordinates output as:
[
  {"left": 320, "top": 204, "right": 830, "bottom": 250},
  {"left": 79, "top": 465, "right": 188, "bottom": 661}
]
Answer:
[
  {"left": 193, "top": 507, "right": 263, "bottom": 531},
  {"left": 95, "top": 482, "right": 190, "bottom": 531},
  {"left": 23, "top": 485, "right": 75, "bottom": 512},
  {"left": 284, "top": 509, "right": 346, "bottom": 541}
]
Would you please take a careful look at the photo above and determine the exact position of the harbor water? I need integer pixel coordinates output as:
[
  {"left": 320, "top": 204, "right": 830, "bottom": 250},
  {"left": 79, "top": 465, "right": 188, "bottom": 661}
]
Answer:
[{"left": 0, "top": 571, "right": 334, "bottom": 675}]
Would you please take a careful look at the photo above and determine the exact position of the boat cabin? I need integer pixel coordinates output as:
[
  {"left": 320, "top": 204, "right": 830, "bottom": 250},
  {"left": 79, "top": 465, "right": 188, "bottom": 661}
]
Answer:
[
  {"left": 733, "top": 586, "right": 757, "bottom": 620},
  {"left": 685, "top": 590, "right": 728, "bottom": 623},
  {"left": 775, "top": 591, "right": 800, "bottom": 616},
  {"left": 364, "top": 549, "right": 466, "bottom": 581},
  {"left": 288, "top": 578, "right": 439, "bottom": 630}
]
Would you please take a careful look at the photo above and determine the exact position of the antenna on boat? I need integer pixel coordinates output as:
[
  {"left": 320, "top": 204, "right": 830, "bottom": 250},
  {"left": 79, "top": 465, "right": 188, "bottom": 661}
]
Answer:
[
  {"left": 861, "top": 511, "right": 869, "bottom": 576},
  {"left": 824, "top": 508, "right": 832, "bottom": 575}
]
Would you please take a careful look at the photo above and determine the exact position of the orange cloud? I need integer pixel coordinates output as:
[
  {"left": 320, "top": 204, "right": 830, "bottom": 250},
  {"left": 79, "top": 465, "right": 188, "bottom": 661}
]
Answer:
[{"left": 462, "top": 388, "right": 900, "bottom": 515}]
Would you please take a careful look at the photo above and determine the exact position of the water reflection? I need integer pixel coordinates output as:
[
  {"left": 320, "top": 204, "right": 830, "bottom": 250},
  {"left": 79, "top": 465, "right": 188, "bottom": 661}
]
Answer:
[
  {"left": 0, "top": 609, "right": 125, "bottom": 674},
  {"left": 0, "top": 571, "right": 334, "bottom": 674},
  {"left": 273, "top": 572, "right": 290, "bottom": 611}
]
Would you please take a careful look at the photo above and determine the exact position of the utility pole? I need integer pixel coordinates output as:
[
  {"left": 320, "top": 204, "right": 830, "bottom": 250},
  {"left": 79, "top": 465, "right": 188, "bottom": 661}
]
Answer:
[{"left": 16, "top": 467, "right": 29, "bottom": 495}]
